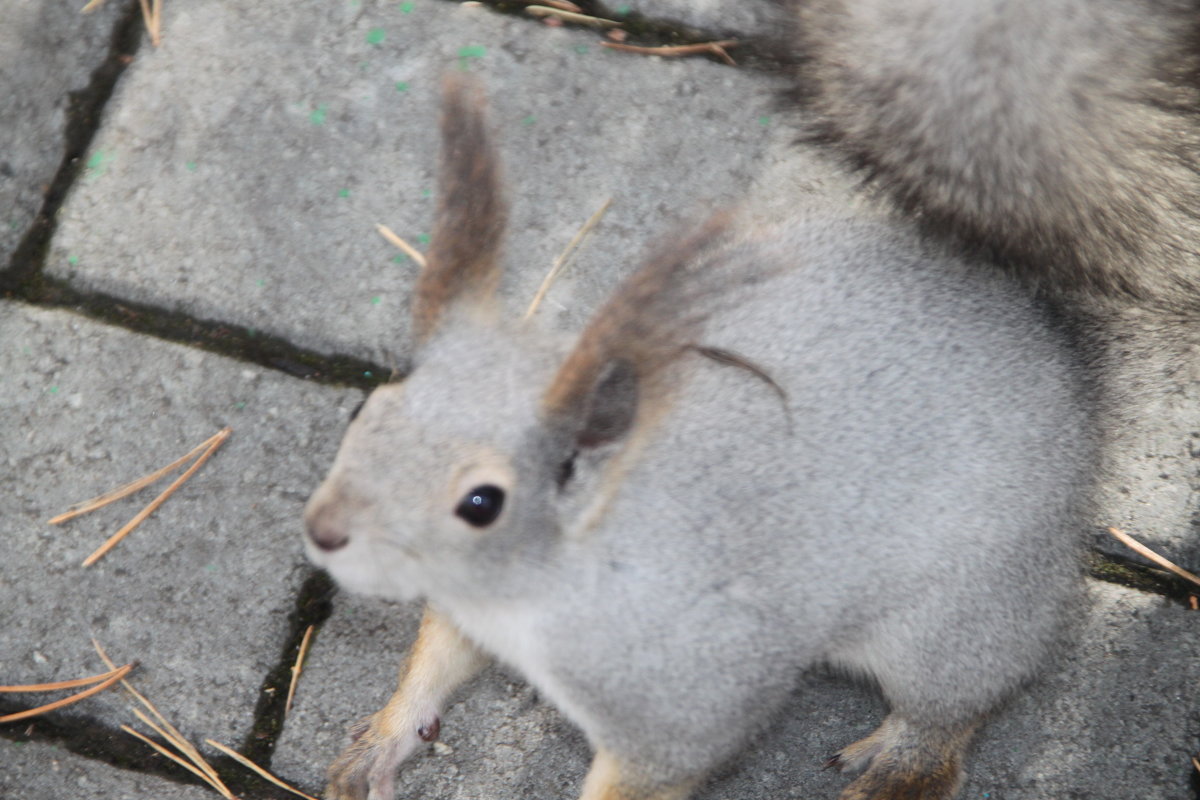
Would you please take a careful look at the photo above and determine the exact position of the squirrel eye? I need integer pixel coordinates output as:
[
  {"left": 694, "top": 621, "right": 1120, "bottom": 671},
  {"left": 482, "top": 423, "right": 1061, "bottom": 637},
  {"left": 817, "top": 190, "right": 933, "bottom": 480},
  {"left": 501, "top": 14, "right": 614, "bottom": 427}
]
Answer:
[{"left": 455, "top": 485, "right": 505, "bottom": 527}]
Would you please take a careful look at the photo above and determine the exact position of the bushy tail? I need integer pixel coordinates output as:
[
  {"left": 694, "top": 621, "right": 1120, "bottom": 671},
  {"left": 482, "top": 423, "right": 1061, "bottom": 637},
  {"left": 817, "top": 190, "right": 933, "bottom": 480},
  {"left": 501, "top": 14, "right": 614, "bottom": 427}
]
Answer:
[{"left": 786, "top": 0, "right": 1200, "bottom": 307}]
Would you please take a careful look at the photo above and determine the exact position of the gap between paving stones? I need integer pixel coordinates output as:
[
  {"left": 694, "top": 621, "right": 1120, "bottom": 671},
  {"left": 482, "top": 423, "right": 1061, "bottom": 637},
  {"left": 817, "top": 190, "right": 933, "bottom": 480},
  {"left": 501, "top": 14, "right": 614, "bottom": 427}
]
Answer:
[
  {"left": 2, "top": 0, "right": 1195, "bottom": 795},
  {"left": 0, "top": 577, "right": 335, "bottom": 800}
]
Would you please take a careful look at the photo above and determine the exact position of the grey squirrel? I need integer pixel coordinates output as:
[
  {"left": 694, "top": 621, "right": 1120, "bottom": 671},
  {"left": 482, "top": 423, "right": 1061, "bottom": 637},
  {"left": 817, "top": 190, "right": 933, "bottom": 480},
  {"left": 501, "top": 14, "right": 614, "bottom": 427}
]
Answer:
[{"left": 303, "top": 1, "right": 1199, "bottom": 798}]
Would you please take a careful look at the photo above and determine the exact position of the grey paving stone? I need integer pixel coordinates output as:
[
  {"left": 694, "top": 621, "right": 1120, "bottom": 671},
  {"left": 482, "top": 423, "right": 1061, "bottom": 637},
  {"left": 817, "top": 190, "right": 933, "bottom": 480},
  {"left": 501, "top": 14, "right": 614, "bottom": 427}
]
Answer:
[
  {"left": 0, "top": 740, "right": 214, "bottom": 800},
  {"left": 0, "top": 0, "right": 133, "bottom": 263},
  {"left": 271, "top": 581, "right": 1200, "bottom": 800},
  {"left": 0, "top": 303, "right": 358, "bottom": 746},
  {"left": 46, "top": 0, "right": 784, "bottom": 364}
]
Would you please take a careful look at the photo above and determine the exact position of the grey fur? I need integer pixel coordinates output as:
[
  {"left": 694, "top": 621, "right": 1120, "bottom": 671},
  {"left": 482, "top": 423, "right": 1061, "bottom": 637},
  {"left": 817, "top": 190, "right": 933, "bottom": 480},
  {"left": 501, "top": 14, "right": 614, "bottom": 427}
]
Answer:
[
  {"left": 305, "top": 79, "right": 1096, "bottom": 798},
  {"left": 785, "top": 0, "right": 1200, "bottom": 307}
]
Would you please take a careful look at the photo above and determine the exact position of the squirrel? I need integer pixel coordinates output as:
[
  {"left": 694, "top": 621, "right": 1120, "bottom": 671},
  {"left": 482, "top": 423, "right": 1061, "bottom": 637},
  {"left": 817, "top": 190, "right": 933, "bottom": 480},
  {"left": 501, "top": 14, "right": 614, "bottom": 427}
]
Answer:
[{"left": 304, "top": 1, "right": 1200, "bottom": 798}]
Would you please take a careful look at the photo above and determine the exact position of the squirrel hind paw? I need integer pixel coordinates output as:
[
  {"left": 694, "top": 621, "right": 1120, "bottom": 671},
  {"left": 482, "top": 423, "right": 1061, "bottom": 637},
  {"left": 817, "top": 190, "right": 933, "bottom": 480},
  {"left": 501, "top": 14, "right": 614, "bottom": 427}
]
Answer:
[{"left": 831, "top": 715, "right": 973, "bottom": 800}]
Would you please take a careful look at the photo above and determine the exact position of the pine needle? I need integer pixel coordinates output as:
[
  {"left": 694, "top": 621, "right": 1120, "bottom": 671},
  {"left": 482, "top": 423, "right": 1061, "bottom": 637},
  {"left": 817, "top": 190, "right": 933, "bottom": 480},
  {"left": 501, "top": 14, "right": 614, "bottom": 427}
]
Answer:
[
  {"left": 0, "top": 664, "right": 131, "bottom": 693},
  {"left": 524, "top": 5, "right": 621, "bottom": 27},
  {"left": 77, "top": 427, "right": 232, "bottom": 567},
  {"left": 285, "top": 625, "right": 315, "bottom": 716},
  {"left": 1107, "top": 527, "right": 1200, "bottom": 589},
  {"left": 376, "top": 224, "right": 427, "bottom": 267},
  {"left": 205, "top": 739, "right": 321, "bottom": 800},
  {"left": 93, "top": 640, "right": 232, "bottom": 797},
  {"left": 49, "top": 429, "right": 226, "bottom": 525},
  {"left": 523, "top": 197, "right": 612, "bottom": 320},
  {"left": 0, "top": 663, "right": 133, "bottom": 723},
  {"left": 122, "top": 725, "right": 230, "bottom": 794},
  {"left": 601, "top": 40, "right": 740, "bottom": 67}
]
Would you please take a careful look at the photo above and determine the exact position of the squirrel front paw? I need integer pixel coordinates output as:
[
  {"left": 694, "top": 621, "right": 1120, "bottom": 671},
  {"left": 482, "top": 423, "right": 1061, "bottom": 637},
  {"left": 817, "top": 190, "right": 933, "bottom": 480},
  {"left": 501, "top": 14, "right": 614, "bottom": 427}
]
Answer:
[{"left": 325, "top": 709, "right": 441, "bottom": 800}]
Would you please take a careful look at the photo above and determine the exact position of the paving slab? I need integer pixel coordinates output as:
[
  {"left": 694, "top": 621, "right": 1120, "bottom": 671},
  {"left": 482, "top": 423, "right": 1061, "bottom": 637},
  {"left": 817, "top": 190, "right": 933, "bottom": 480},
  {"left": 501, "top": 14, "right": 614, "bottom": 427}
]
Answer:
[
  {"left": 46, "top": 0, "right": 794, "bottom": 364},
  {"left": 271, "top": 580, "right": 1200, "bottom": 800},
  {"left": 0, "top": 303, "right": 358, "bottom": 746},
  {"left": 1, "top": 739, "right": 214, "bottom": 800},
  {"left": 0, "top": 0, "right": 134, "bottom": 264}
]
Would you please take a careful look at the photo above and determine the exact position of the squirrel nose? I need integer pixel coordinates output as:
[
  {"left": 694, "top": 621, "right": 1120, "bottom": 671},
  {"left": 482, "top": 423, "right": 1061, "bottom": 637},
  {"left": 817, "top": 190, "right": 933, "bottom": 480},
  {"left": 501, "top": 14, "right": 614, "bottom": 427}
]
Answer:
[{"left": 305, "top": 505, "right": 350, "bottom": 552}]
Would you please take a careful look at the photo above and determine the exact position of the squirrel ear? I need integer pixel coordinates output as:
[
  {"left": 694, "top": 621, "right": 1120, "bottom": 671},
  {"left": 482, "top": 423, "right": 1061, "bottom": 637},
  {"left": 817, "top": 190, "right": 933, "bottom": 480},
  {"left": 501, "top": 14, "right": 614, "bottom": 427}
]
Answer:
[
  {"left": 575, "top": 359, "right": 639, "bottom": 448},
  {"left": 412, "top": 74, "right": 509, "bottom": 343}
]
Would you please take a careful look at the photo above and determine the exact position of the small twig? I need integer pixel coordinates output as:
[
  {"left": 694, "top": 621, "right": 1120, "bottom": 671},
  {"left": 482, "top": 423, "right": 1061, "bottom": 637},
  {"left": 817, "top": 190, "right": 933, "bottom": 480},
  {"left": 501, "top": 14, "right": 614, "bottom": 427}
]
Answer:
[
  {"left": 80, "top": 0, "right": 108, "bottom": 11},
  {"left": 137, "top": 0, "right": 163, "bottom": 47},
  {"left": 123, "top": 725, "right": 230, "bottom": 794},
  {"left": 205, "top": 739, "right": 321, "bottom": 800},
  {"left": 81, "top": 427, "right": 231, "bottom": 567},
  {"left": 50, "top": 429, "right": 226, "bottom": 525},
  {"left": 0, "top": 663, "right": 133, "bottom": 723},
  {"left": 516, "top": 0, "right": 582, "bottom": 11},
  {"left": 1107, "top": 527, "right": 1200, "bottom": 589},
  {"left": 524, "top": 5, "right": 621, "bottom": 28},
  {"left": 1193, "top": 756, "right": 1200, "bottom": 773},
  {"left": 285, "top": 625, "right": 315, "bottom": 716},
  {"left": 376, "top": 224, "right": 428, "bottom": 268},
  {"left": 93, "top": 640, "right": 232, "bottom": 797},
  {"left": 524, "top": 197, "right": 613, "bottom": 320},
  {"left": 601, "top": 40, "right": 740, "bottom": 67}
]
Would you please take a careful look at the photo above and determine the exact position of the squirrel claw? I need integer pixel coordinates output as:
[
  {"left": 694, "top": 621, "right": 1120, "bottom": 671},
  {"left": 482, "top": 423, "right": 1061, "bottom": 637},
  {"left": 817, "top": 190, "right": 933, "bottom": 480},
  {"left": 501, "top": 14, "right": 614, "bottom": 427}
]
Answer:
[{"left": 325, "top": 712, "right": 419, "bottom": 800}]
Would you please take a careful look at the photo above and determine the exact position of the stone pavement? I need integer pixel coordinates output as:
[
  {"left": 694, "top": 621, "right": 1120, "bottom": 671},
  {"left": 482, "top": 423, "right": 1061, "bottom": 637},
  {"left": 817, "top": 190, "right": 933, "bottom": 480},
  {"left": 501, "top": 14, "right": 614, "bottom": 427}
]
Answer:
[{"left": 2, "top": 2, "right": 1198, "bottom": 799}]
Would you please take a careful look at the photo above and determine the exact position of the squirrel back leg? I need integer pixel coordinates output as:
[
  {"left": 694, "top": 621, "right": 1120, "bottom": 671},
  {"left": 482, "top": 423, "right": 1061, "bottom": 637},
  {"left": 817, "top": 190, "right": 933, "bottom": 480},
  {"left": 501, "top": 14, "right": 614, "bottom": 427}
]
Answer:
[
  {"left": 325, "top": 606, "right": 487, "bottom": 800},
  {"left": 828, "top": 714, "right": 978, "bottom": 800},
  {"left": 578, "top": 748, "right": 703, "bottom": 800}
]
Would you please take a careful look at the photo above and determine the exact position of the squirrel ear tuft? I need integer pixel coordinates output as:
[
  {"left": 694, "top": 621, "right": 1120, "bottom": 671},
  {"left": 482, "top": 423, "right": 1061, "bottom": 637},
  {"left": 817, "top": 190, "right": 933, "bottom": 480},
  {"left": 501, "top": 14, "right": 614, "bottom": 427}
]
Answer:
[{"left": 412, "top": 74, "right": 509, "bottom": 342}]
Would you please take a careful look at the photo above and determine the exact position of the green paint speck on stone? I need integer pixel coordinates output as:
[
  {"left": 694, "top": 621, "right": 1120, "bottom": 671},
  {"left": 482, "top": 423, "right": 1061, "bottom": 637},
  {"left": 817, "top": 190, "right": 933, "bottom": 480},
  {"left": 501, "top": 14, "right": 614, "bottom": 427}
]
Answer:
[
  {"left": 422, "top": 188, "right": 432, "bottom": 198},
  {"left": 339, "top": 188, "right": 351, "bottom": 198},
  {"left": 310, "top": 105, "right": 328, "bottom": 125},
  {"left": 68, "top": 255, "right": 79, "bottom": 265},
  {"left": 364, "top": 370, "right": 374, "bottom": 378},
  {"left": 256, "top": 279, "right": 266, "bottom": 287},
  {"left": 367, "top": 28, "right": 385, "bottom": 44},
  {"left": 522, "top": 115, "right": 536, "bottom": 126},
  {"left": 392, "top": 254, "right": 408, "bottom": 263},
  {"left": 400, "top": 1, "right": 414, "bottom": 12},
  {"left": 185, "top": 161, "right": 197, "bottom": 172},
  {"left": 247, "top": 328, "right": 258, "bottom": 337},
  {"left": 458, "top": 45, "right": 486, "bottom": 69},
  {"left": 47, "top": 386, "right": 59, "bottom": 395},
  {"left": 235, "top": 401, "right": 247, "bottom": 409},
  {"left": 616, "top": 4, "right": 631, "bottom": 14},
  {"left": 417, "top": 233, "right": 431, "bottom": 244},
  {"left": 759, "top": 115, "right": 771, "bottom": 126},
  {"left": 85, "top": 150, "right": 112, "bottom": 180},
  {"left": 574, "top": 45, "right": 590, "bottom": 54},
  {"left": 395, "top": 81, "right": 409, "bottom": 92},
  {"left": 370, "top": 296, "right": 382, "bottom": 305}
]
